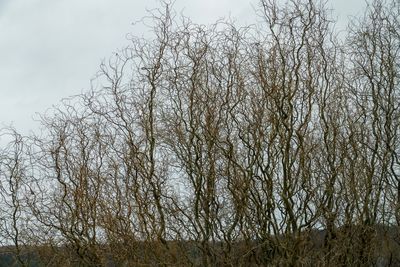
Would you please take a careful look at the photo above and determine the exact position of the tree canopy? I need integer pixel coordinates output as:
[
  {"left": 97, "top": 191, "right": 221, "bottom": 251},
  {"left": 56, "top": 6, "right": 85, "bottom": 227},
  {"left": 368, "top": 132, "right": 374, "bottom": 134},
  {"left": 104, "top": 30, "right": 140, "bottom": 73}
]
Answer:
[{"left": 0, "top": 0, "right": 399, "bottom": 266}]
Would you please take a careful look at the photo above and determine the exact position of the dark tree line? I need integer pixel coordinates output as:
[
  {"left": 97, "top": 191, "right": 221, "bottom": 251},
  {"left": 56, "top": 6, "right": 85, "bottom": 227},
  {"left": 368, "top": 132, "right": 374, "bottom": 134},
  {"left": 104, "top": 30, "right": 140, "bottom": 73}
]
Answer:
[{"left": 0, "top": 0, "right": 399, "bottom": 266}]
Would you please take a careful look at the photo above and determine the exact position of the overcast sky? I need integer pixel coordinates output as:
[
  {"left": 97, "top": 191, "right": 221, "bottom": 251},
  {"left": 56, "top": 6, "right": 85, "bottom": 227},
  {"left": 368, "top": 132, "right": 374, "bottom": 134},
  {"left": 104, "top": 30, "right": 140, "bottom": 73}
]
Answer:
[{"left": 0, "top": 0, "right": 366, "bottom": 135}]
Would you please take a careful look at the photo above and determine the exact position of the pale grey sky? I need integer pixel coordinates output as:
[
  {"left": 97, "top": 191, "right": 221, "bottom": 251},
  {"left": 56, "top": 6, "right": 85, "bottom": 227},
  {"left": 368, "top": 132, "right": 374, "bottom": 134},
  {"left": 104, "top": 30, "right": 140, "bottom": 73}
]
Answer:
[{"left": 0, "top": 0, "right": 366, "bottom": 134}]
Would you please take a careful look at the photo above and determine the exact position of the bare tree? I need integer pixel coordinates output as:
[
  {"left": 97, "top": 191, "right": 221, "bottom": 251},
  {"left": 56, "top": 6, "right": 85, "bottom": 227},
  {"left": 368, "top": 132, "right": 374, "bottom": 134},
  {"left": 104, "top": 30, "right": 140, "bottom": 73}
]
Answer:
[{"left": 0, "top": 0, "right": 399, "bottom": 266}]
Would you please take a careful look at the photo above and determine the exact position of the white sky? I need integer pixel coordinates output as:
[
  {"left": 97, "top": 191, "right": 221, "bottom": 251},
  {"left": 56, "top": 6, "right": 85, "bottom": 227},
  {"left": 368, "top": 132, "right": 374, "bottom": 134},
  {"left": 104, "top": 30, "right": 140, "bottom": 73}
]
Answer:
[{"left": 0, "top": 0, "right": 366, "bottom": 135}]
